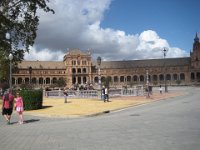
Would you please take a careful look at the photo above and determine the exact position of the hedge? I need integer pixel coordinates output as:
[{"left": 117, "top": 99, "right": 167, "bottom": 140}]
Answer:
[{"left": 19, "top": 89, "right": 43, "bottom": 110}]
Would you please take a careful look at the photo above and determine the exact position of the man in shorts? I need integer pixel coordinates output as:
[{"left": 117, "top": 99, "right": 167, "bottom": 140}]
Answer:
[{"left": 2, "top": 89, "right": 14, "bottom": 125}]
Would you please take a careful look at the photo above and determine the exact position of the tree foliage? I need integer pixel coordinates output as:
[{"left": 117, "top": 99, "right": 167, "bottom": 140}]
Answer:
[{"left": 0, "top": 0, "right": 54, "bottom": 82}]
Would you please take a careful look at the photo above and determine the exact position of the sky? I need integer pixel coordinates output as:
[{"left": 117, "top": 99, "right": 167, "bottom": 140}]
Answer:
[{"left": 24, "top": 0, "right": 200, "bottom": 61}]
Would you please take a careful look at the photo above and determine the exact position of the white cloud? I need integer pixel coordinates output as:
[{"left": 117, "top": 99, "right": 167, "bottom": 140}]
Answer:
[
  {"left": 24, "top": 0, "right": 189, "bottom": 61},
  {"left": 24, "top": 47, "right": 63, "bottom": 61}
]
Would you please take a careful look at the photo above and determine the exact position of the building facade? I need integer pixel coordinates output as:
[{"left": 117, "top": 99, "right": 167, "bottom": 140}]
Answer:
[{"left": 12, "top": 34, "right": 200, "bottom": 89}]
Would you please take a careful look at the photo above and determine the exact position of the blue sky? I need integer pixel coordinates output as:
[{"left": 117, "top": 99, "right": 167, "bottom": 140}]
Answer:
[
  {"left": 101, "top": 0, "right": 200, "bottom": 52},
  {"left": 25, "top": 0, "right": 200, "bottom": 61}
]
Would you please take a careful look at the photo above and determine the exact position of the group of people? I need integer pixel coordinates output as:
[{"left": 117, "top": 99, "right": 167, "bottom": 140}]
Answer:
[{"left": 1, "top": 89, "right": 24, "bottom": 125}]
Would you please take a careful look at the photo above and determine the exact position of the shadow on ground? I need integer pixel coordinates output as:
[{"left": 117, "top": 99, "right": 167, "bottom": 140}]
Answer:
[{"left": 10, "top": 119, "right": 40, "bottom": 125}]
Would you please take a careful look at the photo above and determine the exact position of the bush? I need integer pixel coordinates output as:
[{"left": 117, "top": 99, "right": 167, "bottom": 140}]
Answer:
[{"left": 19, "top": 89, "right": 43, "bottom": 110}]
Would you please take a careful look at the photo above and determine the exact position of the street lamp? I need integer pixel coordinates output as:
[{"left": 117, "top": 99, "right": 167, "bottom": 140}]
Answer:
[
  {"left": 162, "top": 48, "right": 168, "bottom": 92},
  {"left": 97, "top": 56, "right": 101, "bottom": 99},
  {"left": 8, "top": 53, "right": 13, "bottom": 89},
  {"left": 146, "top": 69, "right": 150, "bottom": 98},
  {"left": 6, "top": 32, "right": 13, "bottom": 89},
  {"left": 28, "top": 66, "right": 32, "bottom": 84}
]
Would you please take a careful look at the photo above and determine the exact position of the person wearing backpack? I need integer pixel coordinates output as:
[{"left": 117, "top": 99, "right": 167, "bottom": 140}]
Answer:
[{"left": 2, "top": 89, "right": 14, "bottom": 125}]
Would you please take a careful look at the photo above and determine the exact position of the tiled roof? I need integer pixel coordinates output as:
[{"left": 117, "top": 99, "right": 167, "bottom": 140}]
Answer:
[
  {"left": 92, "top": 57, "right": 190, "bottom": 69},
  {"left": 18, "top": 61, "right": 65, "bottom": 69}
]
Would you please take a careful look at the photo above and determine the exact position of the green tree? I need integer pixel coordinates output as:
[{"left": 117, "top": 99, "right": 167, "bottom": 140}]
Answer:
[{"left": 0, "top": 0, "right": 54, "bottom": 82}]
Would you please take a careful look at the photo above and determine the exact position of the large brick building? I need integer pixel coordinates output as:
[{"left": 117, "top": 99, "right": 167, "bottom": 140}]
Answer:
[{"left": 12, "top": 34, "right": 200, "bottom": 89}]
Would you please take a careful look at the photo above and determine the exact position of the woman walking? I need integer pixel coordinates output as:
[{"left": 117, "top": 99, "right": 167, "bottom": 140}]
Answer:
[
  {"left": 2, "top": 90, "right": 14, "bottom": 125},
  {"left": 15, "top": 92, "right": 24, "bottom": 124}
]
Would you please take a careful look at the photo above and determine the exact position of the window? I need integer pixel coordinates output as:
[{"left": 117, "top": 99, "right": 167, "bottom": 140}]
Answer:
[
  {"left": 72, "top": 68, "right": 76, "bottom": 74},
  {"left": 83, "top": 68, "right": 86, "bottom": 73},
  {"left": 72, "top": 60, "right": 76, "bottom": 65},
  {"left": 82, "top": 61, "right": 87, "bottom": 65},
  {"left": 78, "top": 68, "right": 81, "bottom": 73}
]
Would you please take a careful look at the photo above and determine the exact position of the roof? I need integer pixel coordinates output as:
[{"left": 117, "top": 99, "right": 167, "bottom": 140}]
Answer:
[
  {"left": 92, "top": 57, "right": 190, "bottom": 69},
  {"left": 18, "top": 57, "right": 190, "bottom": 70},
  {"left": 18, "top": 61, "right": 65, "bottom": 69}
]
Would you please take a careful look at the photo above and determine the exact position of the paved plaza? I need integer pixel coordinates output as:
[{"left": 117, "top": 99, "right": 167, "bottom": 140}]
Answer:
[{"left": 0, "top": 86, "right": 200, "bottom": 150}]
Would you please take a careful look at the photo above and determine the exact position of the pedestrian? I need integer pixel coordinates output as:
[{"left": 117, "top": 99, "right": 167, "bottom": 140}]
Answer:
[
  {"left": 159, "top": 85, "right": 163, "bottom": 94},
  {"left": 63, "top": 90, "right": 68, "bottom": 103},
  {"left": 105, "top": 87, "right": 109, "bottom": 102},
  {"left": 15, "top": 92, "right": 24, "bottom": 124},
  {"left": 1, "top": 89, "right": 14, "bottom": 125},
  {"left": 102, "top": 86, "right": 106, "bottom": 102}
]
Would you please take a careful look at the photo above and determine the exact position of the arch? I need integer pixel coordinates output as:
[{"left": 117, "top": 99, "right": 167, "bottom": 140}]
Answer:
[
  {"left": 72, "top": 68, "right": 76, "bottom": 74},
  {"left": 46, "top": 77, "right": 50, "bottom": 84},
  {"left": 52, "top": 77, "right": 57, "bottom": 84},
  {"left": 114, "top": 76, "right": 118, "bottom": 82},
  {"left": 12, "top": 78, "right": 15, "bottom": 85},
  {"left": 180, "top": 73, "right": 185, "bottom": 80},
  {"left": 72, "top": 76, "right": 76, "bottom": 84},
  {"left": 107, "top": 76, "right": 112, "bottom": 82},
  {"left": 173, "top": 74, "right": 178, "bottom": 80},
  {"left": 139, "top": 75, "right": 144, "bottom": 82},
  {"left": 127, "top": 76, "right": 131, "bottom": 82},
  {"left": 120, "top": 76, "right": 125, "bottom": 82},
  {"left": 32, "top": 77, "right": 37, "bottom": 84},
  {"left": 39, "top": 77, "right": 44, "bottom": 84},
  {"left": 159, "top": 74, "right": 164, "bottom": 81},
  {"left": 94, "top": 76, "right": 98, "bottom": 83},
  {"left": 77, "top": 68, "right": 81, "bottom": 73},
  {"left": 83, "top": 76, "right": 87, "bottom": 83},
  {"left": 197, "top": 72, "right": 200, "bottom": 80},
  {"left": 83, "top": 68, "right": 86, "bottom": 73},
  {"left": 166, "top": 74, "right": 171, "bottom": 80},
  {"left": 18, "top": 78, "right": 22, "bottom": 84},
  {"left": 78, "top": 76, "right": 81, "bottom": 84},
  {"left": 25, "top": 78, "right": 29, "bottom": 84},
  {"left": 191, "top": 72, "right": 195, "bottom": 80},
  {"left": 153, "top": 75, "right": 157, "bottom": 81},
  {"left": 101, "top": 76, "right": 106, "bottom": 83},
  {"left": 133, "top": 75, "right": 138, "bottom": 82}
]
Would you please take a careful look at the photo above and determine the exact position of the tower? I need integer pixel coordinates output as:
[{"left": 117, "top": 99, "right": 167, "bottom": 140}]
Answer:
[{"left": 190, "top": 33, "right": 200, "bottom": 69}]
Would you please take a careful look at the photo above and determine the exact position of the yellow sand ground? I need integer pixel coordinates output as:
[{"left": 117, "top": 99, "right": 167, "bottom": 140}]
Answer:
[{"left": 0, "top": 92, "right": 183, "bottom": 118}]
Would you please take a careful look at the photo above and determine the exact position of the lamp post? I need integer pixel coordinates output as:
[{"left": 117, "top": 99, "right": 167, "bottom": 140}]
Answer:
[
  {"left": 97, "top": 56, "right": 101, "bottom": 99},
  {"left": 8, "top": 53, "right": 13, "bottom": 89},
  {"left": 28, "top": 66, "right": 32, "bottom": 84},
  {"left": 163, "top": 48, "right": 168, "bottom": 92},
  {"left": 6, "top": 32, "right": 13, "bottom": 89},
  {"left": 146, "top": 69, "right": 150, "bottom": 98}
]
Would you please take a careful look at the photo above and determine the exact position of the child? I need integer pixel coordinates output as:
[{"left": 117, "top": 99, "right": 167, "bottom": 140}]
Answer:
[{"left": 15, "top": 92, "right": 24, "bottom": 124}]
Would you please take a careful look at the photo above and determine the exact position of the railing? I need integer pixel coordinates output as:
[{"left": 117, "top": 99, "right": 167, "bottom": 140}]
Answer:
[{"left": 45, "top": 86, "right": 144, "bottom": 99}]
